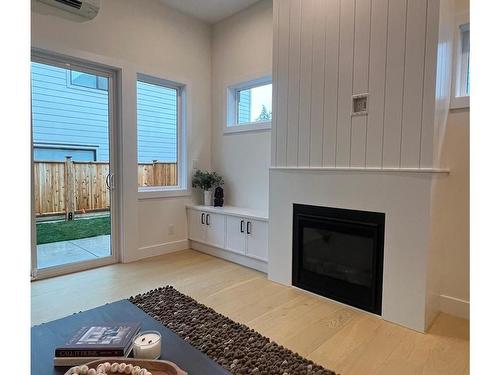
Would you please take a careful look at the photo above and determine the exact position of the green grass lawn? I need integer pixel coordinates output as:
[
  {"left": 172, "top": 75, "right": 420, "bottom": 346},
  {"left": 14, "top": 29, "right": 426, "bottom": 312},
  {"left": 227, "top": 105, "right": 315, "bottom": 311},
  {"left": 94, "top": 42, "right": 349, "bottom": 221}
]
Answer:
[{"left": 36, "top": 216, "right": 111, "bottom": 245}]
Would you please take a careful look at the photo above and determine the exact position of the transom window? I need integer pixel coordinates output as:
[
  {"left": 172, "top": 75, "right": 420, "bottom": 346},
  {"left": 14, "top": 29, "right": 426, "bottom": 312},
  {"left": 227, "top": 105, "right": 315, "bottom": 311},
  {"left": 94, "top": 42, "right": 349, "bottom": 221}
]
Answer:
[
  {"left": 70, "top": 70, "right": 108, "bottom": 91},
  {"left": 226, "top": 77, "right": 272, "bottom": 133}
]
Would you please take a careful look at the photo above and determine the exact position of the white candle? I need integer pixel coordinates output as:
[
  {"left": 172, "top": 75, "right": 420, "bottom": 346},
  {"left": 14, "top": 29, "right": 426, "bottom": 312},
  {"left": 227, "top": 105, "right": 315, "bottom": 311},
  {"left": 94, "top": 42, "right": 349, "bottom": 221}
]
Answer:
[{"left": 133, "top": 330, "right": 162, "bottom": 360}]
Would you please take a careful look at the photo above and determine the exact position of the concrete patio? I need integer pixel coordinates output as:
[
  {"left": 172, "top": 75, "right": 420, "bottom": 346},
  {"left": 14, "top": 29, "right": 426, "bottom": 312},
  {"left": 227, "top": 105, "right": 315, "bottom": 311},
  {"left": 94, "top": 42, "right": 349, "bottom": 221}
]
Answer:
[{"left": 37, "top": 234, "right": 111, "bottom": 269}]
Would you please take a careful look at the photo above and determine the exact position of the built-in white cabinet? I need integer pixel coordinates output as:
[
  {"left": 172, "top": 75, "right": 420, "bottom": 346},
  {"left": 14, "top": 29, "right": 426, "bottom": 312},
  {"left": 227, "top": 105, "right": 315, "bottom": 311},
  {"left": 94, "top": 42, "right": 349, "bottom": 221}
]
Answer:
[
  {"left": 187, "top": 205, "right": 268, "bottom": 271},
  {"left": 187, "top": 209, "right": 225, "bottom": 249},
  {"left": 225, "top": 216, "right": 268, "bottom": 261},
  {"left": 246, "top": 219, "right": 268, "bottom": 261},
  {"left": 205, "top": 212, "right": 225, "bottom": 249},
  {"left": 226, "top": 216, "right": 247, "bottom": 255}
]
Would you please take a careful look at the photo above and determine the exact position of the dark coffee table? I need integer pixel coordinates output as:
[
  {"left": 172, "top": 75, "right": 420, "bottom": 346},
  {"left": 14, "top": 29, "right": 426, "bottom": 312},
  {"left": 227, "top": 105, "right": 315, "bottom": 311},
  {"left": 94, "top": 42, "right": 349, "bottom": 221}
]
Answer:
[{"left": 31, "top": 300, "right": 231, "bottom": 375}]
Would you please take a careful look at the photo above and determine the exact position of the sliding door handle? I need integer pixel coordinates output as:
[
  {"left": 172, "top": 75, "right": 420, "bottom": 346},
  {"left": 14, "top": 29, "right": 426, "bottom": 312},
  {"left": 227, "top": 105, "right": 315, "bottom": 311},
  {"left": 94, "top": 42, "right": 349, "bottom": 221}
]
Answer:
[
  {"left": 246, "top": 221, "right": 251, "bottom": 235},
  {"left": 240, "top": 220, "right": 245, "bottom": 233},
  {"left": 106, "top": 173, "right": 115, "bottom": 190},
  {"left": 206, "top": 214, "right": 211, "bottom": 226},
  {"left": 201, "top": 213, "right": 205, "bottom": 225}
]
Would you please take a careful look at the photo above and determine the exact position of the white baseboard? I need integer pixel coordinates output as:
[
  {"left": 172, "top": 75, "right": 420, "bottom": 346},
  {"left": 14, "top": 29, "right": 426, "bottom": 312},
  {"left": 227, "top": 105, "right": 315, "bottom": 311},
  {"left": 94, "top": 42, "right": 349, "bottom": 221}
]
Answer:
[
  {"left": 440, "top": 294, "right": 469, "bottom": 319},
  {"left": 190, "top": 240, "right": 267, "bottom": 273},
  {"left": 124, "top": 239, "right": 189, "bottom": 263}
]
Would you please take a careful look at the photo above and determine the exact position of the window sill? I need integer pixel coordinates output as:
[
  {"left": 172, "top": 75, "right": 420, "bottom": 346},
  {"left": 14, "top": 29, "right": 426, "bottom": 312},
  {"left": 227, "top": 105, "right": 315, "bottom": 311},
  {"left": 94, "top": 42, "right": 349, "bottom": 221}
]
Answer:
[
  {"left": 224, "top": 121, "right": 272, "bottom": 134},
  {"left": 138, "top": 188, "right": 191, "bottom": 200},
  {"left": 450, "top": 96, "right": 469, "bottom": 110}
]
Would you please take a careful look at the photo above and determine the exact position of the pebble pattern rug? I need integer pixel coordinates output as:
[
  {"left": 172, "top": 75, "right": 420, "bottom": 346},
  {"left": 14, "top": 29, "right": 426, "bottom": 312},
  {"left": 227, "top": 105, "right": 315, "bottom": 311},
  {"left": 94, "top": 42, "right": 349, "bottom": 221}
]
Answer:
[{"left": 130, "top": 286, "right": 338, "bottom": 375}]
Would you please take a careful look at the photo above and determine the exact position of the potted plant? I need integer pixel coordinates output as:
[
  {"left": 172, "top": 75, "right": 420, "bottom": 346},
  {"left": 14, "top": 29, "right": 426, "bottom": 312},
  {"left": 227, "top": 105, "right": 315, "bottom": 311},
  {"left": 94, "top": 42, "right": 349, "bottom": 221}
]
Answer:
[{"left": 192, "top": 170, "right": 224, "bottom": 206}]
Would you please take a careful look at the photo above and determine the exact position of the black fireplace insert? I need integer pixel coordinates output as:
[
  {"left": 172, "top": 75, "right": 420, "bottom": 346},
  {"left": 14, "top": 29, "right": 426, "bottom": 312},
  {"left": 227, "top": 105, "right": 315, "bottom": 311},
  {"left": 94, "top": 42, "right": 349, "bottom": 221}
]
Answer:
[{"left": 292, "top": 204, "right": 385, "bottom": 314}]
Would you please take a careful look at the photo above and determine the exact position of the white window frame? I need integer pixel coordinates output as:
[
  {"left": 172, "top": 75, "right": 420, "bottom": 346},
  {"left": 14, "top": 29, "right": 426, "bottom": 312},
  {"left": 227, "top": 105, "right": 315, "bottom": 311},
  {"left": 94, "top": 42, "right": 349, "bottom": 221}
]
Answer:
[
  {"left": 450, "top": 12, "right": 470, "bottom": 109},
  {"left": 136, "top": 73, "right": 188, "bottom": 199},
  {"left": 226, "top": 76, "right": 272, "bottom": 134}
]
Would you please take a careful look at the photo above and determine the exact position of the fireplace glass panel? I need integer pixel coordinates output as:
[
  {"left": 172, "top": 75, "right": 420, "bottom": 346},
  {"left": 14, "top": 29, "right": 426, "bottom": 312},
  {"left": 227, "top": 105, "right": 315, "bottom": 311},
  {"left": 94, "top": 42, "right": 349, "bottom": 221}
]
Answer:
[
  {"left": 302, "top": 227, "right": 374, "bottom": 287},
  {"left": 292, "top": 204, "right": 385, "bottom": 315}
]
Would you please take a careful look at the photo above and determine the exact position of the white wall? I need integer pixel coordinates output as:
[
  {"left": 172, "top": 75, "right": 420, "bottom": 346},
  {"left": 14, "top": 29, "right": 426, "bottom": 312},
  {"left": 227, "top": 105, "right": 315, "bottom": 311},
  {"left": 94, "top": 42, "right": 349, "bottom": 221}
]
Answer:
[
  {"left": 211, "top": 0, "right": 273, "bottom": 212},
  {"left": 426, "top": 0, "right": 469, "bottom": 321},
  {"left": 32, "top": 0, "right": 212, "bottom": 261},
  {"left": 271, "top": 0, "right": 444, "bottom": 169},
  {"left": 429, "top": 109, "right": 469, "bottom": 319}
]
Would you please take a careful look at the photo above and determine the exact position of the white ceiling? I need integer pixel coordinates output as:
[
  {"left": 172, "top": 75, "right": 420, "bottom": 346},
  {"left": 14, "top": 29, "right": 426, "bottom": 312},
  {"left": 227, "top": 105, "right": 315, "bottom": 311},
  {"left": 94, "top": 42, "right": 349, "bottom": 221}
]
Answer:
[{"left": 159, "top": 0, "right": 262, "bottom": 24}]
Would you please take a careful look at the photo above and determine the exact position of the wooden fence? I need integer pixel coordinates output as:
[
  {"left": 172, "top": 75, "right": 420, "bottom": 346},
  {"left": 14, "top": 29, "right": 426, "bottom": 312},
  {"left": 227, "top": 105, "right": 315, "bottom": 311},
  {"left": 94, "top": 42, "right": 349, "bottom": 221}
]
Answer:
[
  {"left": 138, "top": 161, "right": 177, "bottom": 188},
  {"left": 34, "top": 158, "right": 177, "bottom": 217}
]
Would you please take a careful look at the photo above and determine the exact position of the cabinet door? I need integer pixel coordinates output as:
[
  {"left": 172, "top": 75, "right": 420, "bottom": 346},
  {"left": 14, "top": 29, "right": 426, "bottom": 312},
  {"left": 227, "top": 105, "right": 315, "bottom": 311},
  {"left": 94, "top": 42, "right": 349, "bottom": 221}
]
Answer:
[
  {"left": 188, "top": 209, "right": 206, "bottom": 243},
  {"left": 225, "top": 216, "right": 247, "bottom": 255},
  {"left": 246, "top": 219, "right": 268, "bottom": 261},
  {"left": 205, "top": 212, "right": 225, "bottom": 249}
]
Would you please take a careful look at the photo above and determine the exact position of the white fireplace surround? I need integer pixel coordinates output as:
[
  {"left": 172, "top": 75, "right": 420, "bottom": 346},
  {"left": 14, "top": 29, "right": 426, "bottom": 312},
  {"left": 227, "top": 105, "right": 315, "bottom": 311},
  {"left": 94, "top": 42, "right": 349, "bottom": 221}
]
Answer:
[{"left": 268, "top": 168, "right": 449, "bottom": 332}]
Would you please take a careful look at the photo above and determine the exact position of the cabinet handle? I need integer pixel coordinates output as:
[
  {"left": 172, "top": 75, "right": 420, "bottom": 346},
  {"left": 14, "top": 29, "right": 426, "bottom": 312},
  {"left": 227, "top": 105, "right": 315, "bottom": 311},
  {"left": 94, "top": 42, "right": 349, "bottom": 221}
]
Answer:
[
  {"left": 201, "top": 213, "right": 205, "bottom": 225},
  {"left": 240, "top": 220, "right": 245, "bottom": 233},
  {"left": 247, "top": 221, "right": 251, "bottom": 235},
  {"left": 206, "top": 214, "right": 210, "bottom": 226}
]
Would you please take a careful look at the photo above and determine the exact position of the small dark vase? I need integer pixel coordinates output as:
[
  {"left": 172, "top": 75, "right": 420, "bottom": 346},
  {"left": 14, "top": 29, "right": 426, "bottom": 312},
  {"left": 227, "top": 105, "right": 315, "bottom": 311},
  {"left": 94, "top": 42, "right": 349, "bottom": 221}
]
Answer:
[{"left": 214, "top": 186, "right": 224, "bottom": 207}]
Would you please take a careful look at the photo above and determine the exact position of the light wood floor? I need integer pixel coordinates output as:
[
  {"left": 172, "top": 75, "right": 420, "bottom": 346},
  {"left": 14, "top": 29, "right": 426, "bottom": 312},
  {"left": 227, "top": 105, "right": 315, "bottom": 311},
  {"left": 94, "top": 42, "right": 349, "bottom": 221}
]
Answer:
[{"left": 31, "top": 249, "right": 469, "bottom": 375}]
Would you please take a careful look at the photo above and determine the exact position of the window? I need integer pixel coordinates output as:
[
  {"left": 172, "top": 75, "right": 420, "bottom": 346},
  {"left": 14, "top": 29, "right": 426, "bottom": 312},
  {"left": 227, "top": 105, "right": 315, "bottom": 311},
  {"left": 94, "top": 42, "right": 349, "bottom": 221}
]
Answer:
[
  {"left": 136, "top": 74, "right": 185, "bottom": 195},
  {"left": 451, "top": 16, "right": 470, "bottom": 109},
  {"left": 226, "top": 77, "right": 272, "bottom": 133},
  {"left": 33, "top": 145, "right": 97, "bottom": 162},
  {"left": 70, "top": 70, "right": 108, "bottom": 91}
]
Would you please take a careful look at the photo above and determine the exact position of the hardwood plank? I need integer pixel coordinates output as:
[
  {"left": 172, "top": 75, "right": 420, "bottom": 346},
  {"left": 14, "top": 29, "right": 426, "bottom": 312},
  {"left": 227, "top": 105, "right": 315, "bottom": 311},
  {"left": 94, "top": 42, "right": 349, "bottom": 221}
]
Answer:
[{"left": 32, "top": 249, "right": 469, "bottom": 375}]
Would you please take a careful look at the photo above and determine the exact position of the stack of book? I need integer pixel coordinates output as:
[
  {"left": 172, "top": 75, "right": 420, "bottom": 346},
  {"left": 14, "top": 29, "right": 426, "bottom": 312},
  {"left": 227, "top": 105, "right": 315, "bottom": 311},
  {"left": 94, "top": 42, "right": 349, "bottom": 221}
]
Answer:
[{"left": 54, "top": 323, "right": 140, "bottom": 366}]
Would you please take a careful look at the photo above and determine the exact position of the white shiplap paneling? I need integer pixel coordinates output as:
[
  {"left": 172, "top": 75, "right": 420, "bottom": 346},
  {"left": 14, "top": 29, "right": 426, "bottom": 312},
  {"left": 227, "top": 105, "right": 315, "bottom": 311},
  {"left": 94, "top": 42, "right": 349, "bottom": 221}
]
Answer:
[
  {"left": 350, "top": 0, "right": 372, "bottom": 167},
  {"left": 400, "top": 0, "right": 428, "bottom": 167},
  {"left": 309, "top": 0, "right": 327, "bottom": 167},
  {"left": 285, "top": 0, "right": 302, "bottom": 166},
  {"left": 335, "top": 0, "right": 355, "bottom": 167},
  {"left": 271, "top": 0, "right": 280, "bottom": 166},
  {"left": 322, "top": 0, "right": 341, "bottom": 167},
  {"left": 420, "top": 0, "right": 440, "bottom": 167},
  {"left": 365, "top": 0, "right": 388, "bottom": 167},
  {"left": 297, "top": 0, "right": 314, "bottom": 167},
  {"left": 275, "top": 0, "right": 291, "bottom": 166},
  {"left": 382, "top": 0, "right": 407, "bottom": 167},
  {"left": 272, "top": 0, "right": 443, "bottom": 169}
]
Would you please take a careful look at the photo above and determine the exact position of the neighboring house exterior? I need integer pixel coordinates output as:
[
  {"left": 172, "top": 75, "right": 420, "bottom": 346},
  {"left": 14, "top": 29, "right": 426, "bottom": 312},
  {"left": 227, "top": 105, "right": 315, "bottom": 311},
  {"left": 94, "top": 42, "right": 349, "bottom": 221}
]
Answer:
[
  {"left": 238, "top": 89, "right": 251, "bottom": 123},
  {"left": 31, "top": 62, "right": 177, "bottom": 163}
]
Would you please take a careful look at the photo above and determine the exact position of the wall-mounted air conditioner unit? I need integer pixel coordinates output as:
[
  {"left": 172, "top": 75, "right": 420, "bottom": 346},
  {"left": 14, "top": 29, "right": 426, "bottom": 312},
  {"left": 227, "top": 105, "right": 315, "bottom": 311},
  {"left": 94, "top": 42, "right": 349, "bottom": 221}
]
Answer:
[{"left": 37, "top": 0, "right": 100, "bottom": 20}]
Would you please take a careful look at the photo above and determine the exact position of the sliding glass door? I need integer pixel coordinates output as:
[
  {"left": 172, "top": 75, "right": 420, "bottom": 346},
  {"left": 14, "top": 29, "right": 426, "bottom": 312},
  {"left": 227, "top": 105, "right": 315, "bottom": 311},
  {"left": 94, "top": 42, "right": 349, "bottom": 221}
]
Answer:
[{"left": 31, "top": 52, "right": 118, "bottom": 279}]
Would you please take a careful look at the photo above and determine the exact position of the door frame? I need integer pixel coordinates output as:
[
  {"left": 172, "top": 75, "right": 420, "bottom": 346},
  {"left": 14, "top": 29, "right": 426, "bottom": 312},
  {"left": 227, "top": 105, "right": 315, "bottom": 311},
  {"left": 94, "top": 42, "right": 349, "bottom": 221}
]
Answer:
[{"left": 31, "top": 50, "right": 121, "bottom": 280}]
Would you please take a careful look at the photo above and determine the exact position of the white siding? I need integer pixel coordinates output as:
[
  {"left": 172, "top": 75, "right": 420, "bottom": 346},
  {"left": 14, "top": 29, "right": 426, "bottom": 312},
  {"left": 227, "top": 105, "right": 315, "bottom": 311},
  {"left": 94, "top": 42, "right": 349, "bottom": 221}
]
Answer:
[{"left": 31, "top": 62, "right": 178, "bottom": 163}]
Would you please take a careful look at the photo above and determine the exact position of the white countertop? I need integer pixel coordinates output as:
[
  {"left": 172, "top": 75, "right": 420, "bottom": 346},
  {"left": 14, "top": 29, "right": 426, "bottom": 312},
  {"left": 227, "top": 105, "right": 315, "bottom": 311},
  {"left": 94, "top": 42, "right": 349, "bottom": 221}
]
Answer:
[{"left": 187, "top": 205, "right": 269, "bottom": 221}]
